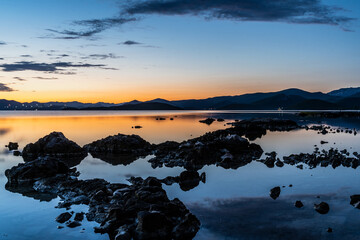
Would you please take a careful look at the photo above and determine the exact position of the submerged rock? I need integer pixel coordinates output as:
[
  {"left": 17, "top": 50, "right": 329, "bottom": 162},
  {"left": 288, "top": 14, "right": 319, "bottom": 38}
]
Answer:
[
  {"left": 270, "top": 186, "right": 281, "bottom": 200},
  {"left": 22, "top": 132, "right": 87, "bottom": 166},
  {"left": 295, "top": 201, "right": 304, "bottom": 208},
  {"left": 314, "top": 202, "right": 330, "bottom": 214}
]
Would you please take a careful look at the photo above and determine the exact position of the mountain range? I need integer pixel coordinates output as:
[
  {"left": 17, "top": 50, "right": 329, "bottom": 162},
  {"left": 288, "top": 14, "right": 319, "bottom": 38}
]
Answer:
[{"left": 1, "top": 87, "right": 360, "bottom": 110}]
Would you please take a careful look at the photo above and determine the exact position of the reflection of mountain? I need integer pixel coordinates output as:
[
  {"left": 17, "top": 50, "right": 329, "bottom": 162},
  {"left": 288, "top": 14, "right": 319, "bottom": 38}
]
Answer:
[{"left": 1, "top": 87, "right": 360, "bottom": 110}]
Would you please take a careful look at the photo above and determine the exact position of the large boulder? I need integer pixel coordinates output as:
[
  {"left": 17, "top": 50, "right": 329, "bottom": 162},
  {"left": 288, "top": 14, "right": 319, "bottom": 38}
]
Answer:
[
  {"left": 84, "top": 134, "right": 153, "bottom": 164},
  {"left": 22, "top": 132, "right": 87, "bottom": 166},
  {"left": 5, "top": 156, "right": 70, "bottom": 186}
]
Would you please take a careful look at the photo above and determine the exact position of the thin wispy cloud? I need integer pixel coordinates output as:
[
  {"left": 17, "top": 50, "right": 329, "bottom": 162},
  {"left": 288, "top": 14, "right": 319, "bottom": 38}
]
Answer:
[
  {"left": 122, "top": 40, "right": 142, "bottom": 45},
  {"left": 0, "top": 61, "right": 108, "bottom": 73},
  {"left": 33, "top": 76, "right": 58, "bottom": 80},
  {"left": 46, "top": 17, "right": 137, "bottom": 39},
  {"left": 20, "top": 55, "right": 33, "bottom": 58},
  {"left": 13, "top": 77, "right": 27, "bottom": 81},
  {"left": 86, "top": 53, "right": 122, "bottom": 60},
  {"left": 0, "top": 83, "right": 15, "bottom": 92},
  {"left": 0, "top": 41, "right": 6, "bottom": 45},
  {"left": 46, "top": 0, "right": 355, "bottom": 39}
]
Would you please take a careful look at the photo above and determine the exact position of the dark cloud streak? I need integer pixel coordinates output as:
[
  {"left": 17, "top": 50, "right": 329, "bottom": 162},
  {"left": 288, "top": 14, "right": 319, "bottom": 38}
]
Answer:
[{"left": 0, "top": 83, "right": 15, "bottom": 92}]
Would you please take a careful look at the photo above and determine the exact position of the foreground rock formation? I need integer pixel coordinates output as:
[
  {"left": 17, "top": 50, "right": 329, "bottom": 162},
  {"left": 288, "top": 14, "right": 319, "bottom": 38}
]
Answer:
[
  {"left": 5, "top": 157, "right": 200, "bottom": 240},
  {"left": 22, "top": 132, "right": 87, "bottom": 167}
]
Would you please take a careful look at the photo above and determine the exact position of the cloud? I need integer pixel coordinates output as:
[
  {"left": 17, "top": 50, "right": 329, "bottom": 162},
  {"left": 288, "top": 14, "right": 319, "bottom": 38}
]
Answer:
[
  {"left": 33, "top": 76, "right": 58, "bottom": 80},
  {"left": 46, "top": 17, "right": 137, "bottom": 39},
  {"left": 86, "top": 53, "right": 122, "bottom": 60},
  {"left": 122, "top": 40, "right": 141, "bottom": 45},
  {"left": 0, "top": 58, "right": 4, "bottom": 60},
  {"left": 13, "top": 77, "right": 27, "bottom": 81},
  {"left": 20, "top": 55, "right": 32, "bottom": 58},
  {"left": 0, "top": 61, "right": 108, "bottom": 73},
  {"left": 0, "top": 41, "right": 6, "bottom": 45},
  {"left": 55, "top": 0, "right": 355, "bottom": 39},
  {"left": 0, "top": 83, "right": 15, "bottom": 92},
  {"left": 126, "top": 0, "right": 355, "bottom": 26}
]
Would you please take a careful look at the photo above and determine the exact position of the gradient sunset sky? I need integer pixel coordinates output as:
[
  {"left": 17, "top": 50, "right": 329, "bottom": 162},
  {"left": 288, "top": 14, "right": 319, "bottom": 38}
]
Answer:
[{"left": 0, "top": 0, "right": 359, "bottom": 103}]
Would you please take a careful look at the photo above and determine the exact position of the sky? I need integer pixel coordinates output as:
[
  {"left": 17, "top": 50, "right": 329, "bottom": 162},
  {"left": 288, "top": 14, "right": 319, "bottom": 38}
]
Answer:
[{"left": 0, "top": 0, "right": 359, "bottom": 103}]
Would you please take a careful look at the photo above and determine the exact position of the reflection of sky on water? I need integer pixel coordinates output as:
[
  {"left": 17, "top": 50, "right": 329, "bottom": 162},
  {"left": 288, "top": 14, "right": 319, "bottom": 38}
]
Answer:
[{"left": 0, "top": 111, "right": 360, "bottom": 240}]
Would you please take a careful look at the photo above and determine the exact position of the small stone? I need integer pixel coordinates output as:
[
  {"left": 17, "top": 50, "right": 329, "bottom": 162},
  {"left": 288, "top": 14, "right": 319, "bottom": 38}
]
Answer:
[
  {"left": 56, "top": 212, "right": 72, "bottom": 223},
  {"left": 295, "top": 201, "right": 304, "bottom": 208},
  {"left": 314, "top": 202, "right": 330, "bottom": 214},
  {"left": 327, "top": 228, "right": 332, "bottom": 233},
  {"left": 270, "top": 186, "right": 281, "bottom": 200},
  {"left": 66, "top": 221, "right": 81, "bottom": 228}
]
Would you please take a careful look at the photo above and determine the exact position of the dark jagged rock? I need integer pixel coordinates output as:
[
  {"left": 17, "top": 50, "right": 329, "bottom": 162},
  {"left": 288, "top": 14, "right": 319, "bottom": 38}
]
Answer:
[
  {"left": 66, "top": 221, "right": 81, "bottom": 228},
  {"left": 74, "top": 212, "right": 85, "bottom": 221},
  {"left": 270, "top": 186, "right": 281, "bottom": 200},
  {"left": 22, "top": 132, "right": 87, "bottom": 166},
  {"left": 259, "top": 151, "right": 277, "bottom": 168},
  {"left": 5, "top": 156, "right": 71, "bottom": 186},
  {"left": 151, "top": 132, "right": 263, "bottom": 170},
  {"left": 179, "top": 171, "right": 202, "bottom": 191},
  {"left": 217, "top": 118, "right": 225, "bottom": 122},
  {"left": 295, "top": 201, "right": 304, "bottom": 208},
  {"left": 56, "top": 212, "right": 72, "bottom": 223},
  {"left": 6, "top": 142, "right": 19, "bottom": 151},
  {"left": 199, "top": 118, "right": 215, "bottom": 125},
  {"left": 5, "top": 161, "right": 200, "bottom": 240},
  {"left": 84, "top": 134, "right": 153, "bottom": 165},
  {"left": 350, "top": 195, "right": 360, "bottom": 209},
  {"left": 327, "top": 228, "right": 333, "bottom": 233},
  {"left": 229, "top": 118, "right": 300, "bottom": 140},
  {"left": 283, "top": 148, "right": 359, "bottom": 169},
  {"left": 314, "top": 202, "right": 330, "bottom": 214},
  {"left": 13, "top": 150, "right": 21, "bottom": 156}
]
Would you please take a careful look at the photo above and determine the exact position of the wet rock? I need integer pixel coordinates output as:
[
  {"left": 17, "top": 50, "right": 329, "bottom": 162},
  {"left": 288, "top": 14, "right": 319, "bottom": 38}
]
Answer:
[
  {"left": 151, "top": 132, "right": 263, "bottom": 170},
  {"left": 56, "top": 212, "right": 72, "bottom": 223},
  {"left": 6, "top": 142, "right": 19, "bottom": 151},
  {"left": 350, "top": 195, "right": 360, "bottom": 209},
  {"left": 327, "top": 228, "right": 333, "bottom": 233},
  {"left": 217, "top": 118, "right": 225, "bottom": 122},
  {"left": 5, "top": 156, "right": 70, "bottom": 186},
  {"left": 314, "top": 202, "right": 330, "bottom": 214},
  {"left": 295, "top": 201, "right": 304, "bottom": 208},
  {"left": 22, "top": 132, "right": 87, "bottom": 166},
  {"left": 74, "top": 212, "right": 85, "bottom": 221},
  {"left": 66, "top": 220, "right": 82, "bottom": 228},
  {"left": 320, "top": 141, "right": 328, "bottom": 144},
  {"left": 13, "top": 150, "right": 21, "bottom": 156},
  {"left": 199, "top": 118, "right": 215, "bottom": 125},
  {"left": 270, "top": 186, "right": 281, "bottom": 200},
  {"left": 133, "top": 126, "right": 142, "bottom": 129},
  {"left": 179, "top": 171, "right": 201, "bottom": 191},
  {"left": 296, "top": 164, "right": 303, "bottom": 170},
  {"left": 275, "top": 159, "right": 284, "bottom": 167},
  {"left": 57, "top": 226, "right": 64, "bottom": 229},
  {"left": 84, "top": 134, "right": 153, "bottom": 165}
]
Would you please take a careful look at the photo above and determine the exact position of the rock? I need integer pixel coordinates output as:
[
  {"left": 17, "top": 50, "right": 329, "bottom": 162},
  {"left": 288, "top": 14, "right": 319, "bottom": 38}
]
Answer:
[
  {"left": 135, "top": 211, "right": 172, "bottom": 239},
  {"left": 6, "top": 142, "right": 19, "bottom": 151},
  {"left": 275, "top": 160, "right": 284, "bottom": 167},
  {"left": 295, "top": 201, "right": 304, "bottom": 208},
  {"left": 217, "top": 118, "right": 225, "bottom": 122},
  {"left": 320, "top": 140, "right": 328, "bottom": 144},
  {"left": 56, "top": 212, "right": 72, "bottom": 223},
  {"left": 74, "top": 212, "right": 85, "bottom": 221},
  {"left": 350, "top": 195, "right": 360, "bottom": 209},
  {"left": 270, "top": 186, "right": 281, "bottom": 200},
  {"left": 84, "top": 134, "right": 153, "bottom": 165},
  {"left": 179, "top": 171, "right": 201, "bottom": 191},
  {"left": 13, "top": 150, "right": 21, "bottom": 156},
  {"left": 57, "top": 226, "right": 64, "bottom": 229},
  {"left": 199, "top": 118, "right": 215, "bottom": 125},
  {"left": 5, "top": 156, "right": 70, "bottom": 186},
  {"left": 22, "top": 132, "right": 87, "bottom": 166},
  {"left": 314, "top": 202, "right": 330, "bottom": 214},
  {"left": 296, "top": 164, "right": 303, "bottom": 169},
  {"left": 170, "top": 118, "right": 174, "bottom": 120},
  {"left": 134, "top": 126, "right": 142, "bottom": 129},
  {"left": 327, "top": 228, "right": 333, "bottom": 233},
  {"left": 66, "top": 221, "right": 81, "bottom": 228}
]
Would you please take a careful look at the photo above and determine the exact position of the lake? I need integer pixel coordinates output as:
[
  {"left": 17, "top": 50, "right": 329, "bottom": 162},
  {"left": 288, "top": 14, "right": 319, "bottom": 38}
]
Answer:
[{"left": 0, "top": 110, "right": 360, "bottom": 240}]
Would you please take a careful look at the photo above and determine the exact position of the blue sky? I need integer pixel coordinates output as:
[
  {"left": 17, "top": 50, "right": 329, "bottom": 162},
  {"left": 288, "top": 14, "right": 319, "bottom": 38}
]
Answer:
[{"left": 0, "top": 0, "right": 359, "bottom": 102}]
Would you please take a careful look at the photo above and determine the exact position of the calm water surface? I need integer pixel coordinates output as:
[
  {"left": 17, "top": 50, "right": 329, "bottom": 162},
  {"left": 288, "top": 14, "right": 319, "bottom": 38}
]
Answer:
[{"left": 0, "top": 110, "right": 360, "bottom": 240}]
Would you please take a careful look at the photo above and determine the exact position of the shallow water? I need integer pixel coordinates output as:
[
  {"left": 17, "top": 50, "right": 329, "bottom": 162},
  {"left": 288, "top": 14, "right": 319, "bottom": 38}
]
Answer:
[{"left": 0, "top": 110, "right": 360, "bottom": 240}]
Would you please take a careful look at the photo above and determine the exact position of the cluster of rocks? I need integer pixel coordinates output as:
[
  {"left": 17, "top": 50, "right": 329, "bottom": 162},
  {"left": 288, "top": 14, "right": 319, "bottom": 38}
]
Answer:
[
  {"left": 258, "top": 152, "right": 284, "bottom": 168},
  {"left": 283, "top": 148, "right": 360, "bottom": 169},
  {"left": 150, "top": 132, "right": 263, "bottom": 170},
  {"left": 198, "top": 118, "right": 225, "bottom": 125},
  {"left": 305, "top": 125, "right": 357, "bottom": 135},
  {"left": 5, "top": 157, "right": 200, "bottom": 240},
  {"left": 228, "top": 118, "right": 300, "bottom": 140},
  {"left": 159, "top": 170, "right": 206, "bottom": 191}
]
